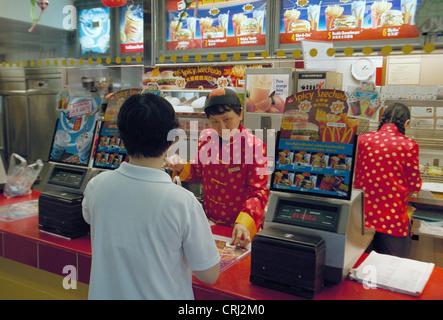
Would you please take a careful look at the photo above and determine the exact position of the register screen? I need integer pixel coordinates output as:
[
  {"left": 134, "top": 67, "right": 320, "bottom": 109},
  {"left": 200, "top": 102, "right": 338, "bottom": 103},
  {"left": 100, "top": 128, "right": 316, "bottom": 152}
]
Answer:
[{"left": 274, "top": 199, "right": 340, "bottom": 232}]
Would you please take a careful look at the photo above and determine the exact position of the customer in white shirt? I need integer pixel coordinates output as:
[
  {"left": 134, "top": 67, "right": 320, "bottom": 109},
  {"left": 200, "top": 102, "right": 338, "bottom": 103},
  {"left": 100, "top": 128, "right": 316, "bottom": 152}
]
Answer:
[{"left": 82, "top": 93, "right": 220, "bottom": 300}]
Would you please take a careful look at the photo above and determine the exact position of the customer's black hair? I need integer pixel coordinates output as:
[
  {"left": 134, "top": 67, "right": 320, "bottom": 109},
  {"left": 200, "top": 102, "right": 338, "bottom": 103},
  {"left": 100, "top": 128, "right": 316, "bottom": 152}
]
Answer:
[
  {"left": 378, "top": 103, "right": 411, "bottom": 135},
  {"left": 117, "top": 93, "right": 179, "bottom": 158},
  {"left": 204, "top": 104, "right": 242, "bottom": 118}
]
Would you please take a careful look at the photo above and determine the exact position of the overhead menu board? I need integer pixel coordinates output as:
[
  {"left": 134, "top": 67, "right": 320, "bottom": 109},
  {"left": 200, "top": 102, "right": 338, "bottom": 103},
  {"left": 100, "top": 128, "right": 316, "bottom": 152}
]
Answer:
[
  {"left": 279, "top": 0, "right": 421, "bottom": 44},
  {"left": 166, "top": 0, "right": 267, "bottom": 51}
]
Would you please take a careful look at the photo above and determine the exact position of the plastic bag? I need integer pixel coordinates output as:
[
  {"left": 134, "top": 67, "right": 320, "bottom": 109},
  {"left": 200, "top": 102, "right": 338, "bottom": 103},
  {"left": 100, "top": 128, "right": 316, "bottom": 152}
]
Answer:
[{"left": 3, "top": 153, "right": 43, "bottom": 198}]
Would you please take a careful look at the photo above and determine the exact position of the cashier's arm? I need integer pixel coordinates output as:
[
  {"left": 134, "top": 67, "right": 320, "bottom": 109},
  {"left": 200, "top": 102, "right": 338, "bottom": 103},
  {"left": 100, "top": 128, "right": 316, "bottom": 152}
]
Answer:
[{"left": 193, "top": 262, "right": 220, "bottom": 285}]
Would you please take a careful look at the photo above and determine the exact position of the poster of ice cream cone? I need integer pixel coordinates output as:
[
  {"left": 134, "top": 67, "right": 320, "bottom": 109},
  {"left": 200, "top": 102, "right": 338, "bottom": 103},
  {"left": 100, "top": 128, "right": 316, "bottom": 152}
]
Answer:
[
  {"left": 49, "top": 98, "right": 101, "bottom": 166},
  {"left": 279, "top": 0, "right": 422, "bottom": 44},
  {"left": 120, "top": 4, "right": 144, "bottom": 53},
  {"left": 271, "top": 89, "right": 358, "bottom": 200}
]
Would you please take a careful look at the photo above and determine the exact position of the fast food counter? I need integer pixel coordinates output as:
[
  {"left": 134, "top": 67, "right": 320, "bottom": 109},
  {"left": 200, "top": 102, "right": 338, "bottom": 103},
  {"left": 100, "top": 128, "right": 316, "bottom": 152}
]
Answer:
[{"left": 0, "top": 191, "right": 442, "bottom": 300}]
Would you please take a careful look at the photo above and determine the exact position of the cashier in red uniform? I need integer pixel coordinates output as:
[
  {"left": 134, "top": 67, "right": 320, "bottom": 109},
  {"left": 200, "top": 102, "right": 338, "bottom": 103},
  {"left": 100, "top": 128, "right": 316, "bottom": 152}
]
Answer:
[{"left": 166, "top": 88, "right": 269, "bottom": 247}]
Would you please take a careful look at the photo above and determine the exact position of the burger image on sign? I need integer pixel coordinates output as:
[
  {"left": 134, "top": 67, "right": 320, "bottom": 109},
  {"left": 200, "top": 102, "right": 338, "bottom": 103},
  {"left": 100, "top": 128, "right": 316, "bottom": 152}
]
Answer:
[{"left": 291, "top": 122, "right": 320, "bottom": 141}]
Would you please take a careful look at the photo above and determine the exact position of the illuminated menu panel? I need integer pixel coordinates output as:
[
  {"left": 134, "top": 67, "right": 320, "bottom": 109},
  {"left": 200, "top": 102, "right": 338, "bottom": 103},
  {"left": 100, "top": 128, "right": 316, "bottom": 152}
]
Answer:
[
  {"left": 166, "top": 0, "right": 267, "bottom": 51},
  {"left": 279, "top": 0, "right": 421, "bottom": 44}
]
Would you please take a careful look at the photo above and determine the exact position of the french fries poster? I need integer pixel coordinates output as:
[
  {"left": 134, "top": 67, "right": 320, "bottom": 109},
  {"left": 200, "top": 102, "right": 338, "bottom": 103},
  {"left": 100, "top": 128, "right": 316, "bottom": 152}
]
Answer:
[{"left": 273, "top": 89, "right": 358, "bottom": 200}]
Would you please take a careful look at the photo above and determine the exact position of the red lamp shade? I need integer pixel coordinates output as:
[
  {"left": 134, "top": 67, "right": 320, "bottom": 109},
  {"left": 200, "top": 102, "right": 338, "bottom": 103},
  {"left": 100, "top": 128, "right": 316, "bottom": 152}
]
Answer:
[{"left": 101, "top": 0, "right": 127, "bottom": 7}]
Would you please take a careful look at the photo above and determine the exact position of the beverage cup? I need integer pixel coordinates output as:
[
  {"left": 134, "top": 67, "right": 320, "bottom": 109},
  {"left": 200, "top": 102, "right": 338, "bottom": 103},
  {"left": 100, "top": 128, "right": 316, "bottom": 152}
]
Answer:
[
  {"left": 76, "top": 132, "right": 93, "bottom": 163},
  {"left": 253, "top": 10, "right": 265, "bottom": 34},
  {"left": 307, "top": 5, "right": 321, "bottom": 31},
  {"left": 124, "top": 7, "right": 143, "bottom": 43},
  {"left": 401, "top": 0, "right": 417, "bottom": 24},
  {"left": 352, "top": 1, "right": 366, "bottom": 28},
  {"left": 249, "top": 75, "right": 273, "bottom": 105},
  {"left": 51, "top": 130, "right": 70, "bottom": 160}
]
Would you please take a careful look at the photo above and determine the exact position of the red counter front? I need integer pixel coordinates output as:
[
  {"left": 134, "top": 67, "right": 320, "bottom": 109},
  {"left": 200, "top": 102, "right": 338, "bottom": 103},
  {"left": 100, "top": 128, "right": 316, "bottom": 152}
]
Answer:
[{"left": 0, "top": 191, "right": 442, "bottom": 300}]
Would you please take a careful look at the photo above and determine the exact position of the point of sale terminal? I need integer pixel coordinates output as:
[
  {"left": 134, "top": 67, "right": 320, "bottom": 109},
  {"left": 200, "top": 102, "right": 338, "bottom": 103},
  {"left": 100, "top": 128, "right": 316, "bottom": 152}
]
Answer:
[{"left": 246, "top": 84, "right": 374, "bottom": 299}]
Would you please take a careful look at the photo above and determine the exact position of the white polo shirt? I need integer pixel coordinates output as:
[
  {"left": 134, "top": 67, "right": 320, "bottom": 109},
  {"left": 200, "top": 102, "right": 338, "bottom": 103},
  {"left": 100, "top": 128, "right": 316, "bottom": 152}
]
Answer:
[{"left": 82, "top": 162, "right": 220, "bottom": 300}]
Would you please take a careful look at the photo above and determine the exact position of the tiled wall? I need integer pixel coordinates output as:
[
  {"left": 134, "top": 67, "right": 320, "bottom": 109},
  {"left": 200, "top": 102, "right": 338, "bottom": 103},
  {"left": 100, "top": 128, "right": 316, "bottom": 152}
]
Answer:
[{"left": 0, "top": 231, "right": 91, "bottom": 300}]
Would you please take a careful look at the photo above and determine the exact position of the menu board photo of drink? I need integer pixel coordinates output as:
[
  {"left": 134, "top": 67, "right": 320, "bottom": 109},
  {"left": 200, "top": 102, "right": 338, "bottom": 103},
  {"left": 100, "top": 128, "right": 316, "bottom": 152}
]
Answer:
[
  {"left": 271, "top": 90, "right": 359, "bottom": 200},
  {"left": 49, "top": 98, "right": 101, "bottom": 167},
  {"left": 120, "top": 4, "right": 144, "bottom": 53},
  {"left": 279, "top": 0, "right": 421, "bottom": 44},
  {"left": 166, "top": 0, "right": 267, "bottom": 51}
]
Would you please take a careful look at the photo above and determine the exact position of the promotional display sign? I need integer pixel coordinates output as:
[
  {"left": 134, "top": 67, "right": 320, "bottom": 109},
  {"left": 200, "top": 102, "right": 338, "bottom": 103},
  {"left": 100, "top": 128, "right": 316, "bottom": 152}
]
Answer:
[
  {"left": 93, "top": 89, "right": 142, "bottom": 170},
  {"left": 245, "top": 70, "right": 292, "bottom": 114},
  {"left": 143, "top": 64, "right": 271, "bottom": 90},
  {"left": 271, "top": 90, "right": 358, "bottom": 200},
  {"left": 79, "top": 7, "right": 111, "bottom": 54},
  {"left": 49, "top": 98, "right": 101, "bottom": 166},
  {"left": 166, "top": 0, "right": 267, "bottom": 50},
  {"left": 279, "top": 0, "right": 421, "bottom": 44},
  {"left": 120, "top": 4, "right": 144, "bottom": 53}
]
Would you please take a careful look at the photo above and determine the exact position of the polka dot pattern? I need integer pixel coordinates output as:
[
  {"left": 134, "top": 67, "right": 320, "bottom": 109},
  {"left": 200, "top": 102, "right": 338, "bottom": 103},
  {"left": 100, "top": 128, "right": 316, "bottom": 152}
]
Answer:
[
  {"left": 185, "top": 125, "right": 269, "bottom": 231},
  {"left": 354, "top": 124, "right": 422, "bottom": 237}
]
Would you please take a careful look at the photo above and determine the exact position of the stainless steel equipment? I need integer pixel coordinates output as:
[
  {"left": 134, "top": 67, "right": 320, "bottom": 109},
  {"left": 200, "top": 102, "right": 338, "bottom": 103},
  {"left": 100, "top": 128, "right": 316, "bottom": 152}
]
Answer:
[{"left": 0, "top": 67, "right": 63, "bottom": 163}]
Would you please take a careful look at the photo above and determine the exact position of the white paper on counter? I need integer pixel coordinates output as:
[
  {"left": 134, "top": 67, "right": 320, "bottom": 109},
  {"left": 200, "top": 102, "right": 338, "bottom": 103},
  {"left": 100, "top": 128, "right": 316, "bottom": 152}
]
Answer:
[
  {"left": 421, "top": 182, "right": 443, "bottom": 194},
  {"left": 349, "top": 251, "right": 435, "bottom": 296}
]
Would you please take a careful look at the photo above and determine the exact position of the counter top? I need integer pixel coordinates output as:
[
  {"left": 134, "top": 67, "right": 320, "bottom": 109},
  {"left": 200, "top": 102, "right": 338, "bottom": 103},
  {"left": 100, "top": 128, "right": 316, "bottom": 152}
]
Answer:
[{"left": 1, "top": 191, "right": 443, "bottom": 300}]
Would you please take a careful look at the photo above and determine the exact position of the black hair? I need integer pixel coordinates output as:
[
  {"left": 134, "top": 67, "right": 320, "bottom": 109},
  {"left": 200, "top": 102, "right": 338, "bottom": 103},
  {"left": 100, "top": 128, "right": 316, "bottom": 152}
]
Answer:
[
  {"left": 117, "top": 93, "right": 179, "bottom": 158},
  {"left": 378, "top": 103, "right": 411, "bottom": 135},
  {"left": 204, "top": 104, "right": 242, "bottom": 118}
]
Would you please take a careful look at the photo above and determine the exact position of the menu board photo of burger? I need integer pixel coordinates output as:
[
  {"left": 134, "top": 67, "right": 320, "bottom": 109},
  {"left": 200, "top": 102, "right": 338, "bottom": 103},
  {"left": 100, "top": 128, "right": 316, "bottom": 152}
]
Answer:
[
  {"left": 165, "top": 0, "right": 267, "bottom": 51},
  {"left": 272, "top": 89, "right": 359, "bottom": 200},
  {"left": 279, "top": 0, "right": 422, "bottom": 44}
]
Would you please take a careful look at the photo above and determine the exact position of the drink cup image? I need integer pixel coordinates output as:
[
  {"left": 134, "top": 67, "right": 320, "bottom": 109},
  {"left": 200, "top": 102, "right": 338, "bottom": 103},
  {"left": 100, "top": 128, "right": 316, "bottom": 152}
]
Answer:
[
  {"left": 401, "top": 0, "right": 417, "bottom": 24},
  {"left": 307, "top": 5, "right": 321, "bottom": 31},
  {"left": 218, "top": 14, "right": 229, "bottom": 37},
  {"left": 187, "top": 17, "right": 197, "bottom": 39},
  {"left": 124, "top": 6, "right": 143, "bottom": 42},
  {"left": 351, "top": 1, "right": 366, "bottom": 28},
  {"left": 371, "top": 0, "right": 392, "bottom": 28},
  {"left": 249, "top": 74, "right": 273, "bottom": 105},
  {"left": 51, "top": 130, "right": 71, "bottom": 160},
  {"left": 253, "top": 10, "right": 265, "bottom": 34},
  {"left": 76, "top": 131, "right": 93, "bottom": 163}
]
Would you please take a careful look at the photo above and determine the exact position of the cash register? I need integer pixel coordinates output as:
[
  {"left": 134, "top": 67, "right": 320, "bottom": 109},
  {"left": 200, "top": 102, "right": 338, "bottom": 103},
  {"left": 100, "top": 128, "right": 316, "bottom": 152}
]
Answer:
[
  {"left": 38, "top": 97, "right": 103, "bottom": 239},
  {"left": 38, "top": 164, "right": 101, "bottom": 239},
  {"left": 250, "top": 190, "right": 374, "bottom": 298},
  {"left": 250, "top": 89, "right": 375, "bottom": 298}
]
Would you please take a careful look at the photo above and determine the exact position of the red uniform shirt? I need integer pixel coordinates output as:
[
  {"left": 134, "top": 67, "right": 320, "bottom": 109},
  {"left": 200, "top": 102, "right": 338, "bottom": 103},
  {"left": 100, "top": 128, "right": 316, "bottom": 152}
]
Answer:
[
  {"left": 354, "top": 124, "right": 422, "bottom": 237},
  {"left": 178, "top": 124, "right": 269, "bottom": 237}
]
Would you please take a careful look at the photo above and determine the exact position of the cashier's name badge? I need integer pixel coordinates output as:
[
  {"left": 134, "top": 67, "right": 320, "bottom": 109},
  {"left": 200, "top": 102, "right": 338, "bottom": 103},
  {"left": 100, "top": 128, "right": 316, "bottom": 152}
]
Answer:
[{"left": 228, "top": 166, "right": 241, "bottom": 173}]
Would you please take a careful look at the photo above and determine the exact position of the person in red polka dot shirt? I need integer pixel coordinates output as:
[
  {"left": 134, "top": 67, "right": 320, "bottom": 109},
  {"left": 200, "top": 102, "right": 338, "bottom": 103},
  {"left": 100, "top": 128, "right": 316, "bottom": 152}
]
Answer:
[
  {"left": 354, "top": 103, "right": 422, "bottom": 258},
  {"left": 166, "top": 88, "right": 269, "bottom": 247}
]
